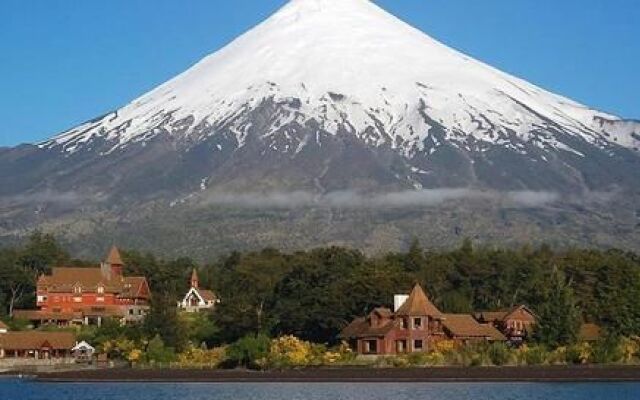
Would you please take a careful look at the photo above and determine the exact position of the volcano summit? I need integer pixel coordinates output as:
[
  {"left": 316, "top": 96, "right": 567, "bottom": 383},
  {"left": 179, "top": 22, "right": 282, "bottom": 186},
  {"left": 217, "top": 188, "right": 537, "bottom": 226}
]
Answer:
[{"left": 2, "top": 0, "right": 639, "bottom": 257}]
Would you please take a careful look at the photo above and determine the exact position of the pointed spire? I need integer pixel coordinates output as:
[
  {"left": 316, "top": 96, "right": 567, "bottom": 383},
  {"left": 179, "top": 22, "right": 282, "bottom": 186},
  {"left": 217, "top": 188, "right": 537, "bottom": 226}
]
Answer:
[
  {"left": 106, "top": 246, "right": 124, "bottom": 266},
  {"left": 190, "top": 268, "right": 199, "bottom": 289},
  {"left": 395, "top": 283, "right": 442, "bottom": 317},
  {"left": 105, "top": 246, "right": 124, "bottom": 280}
]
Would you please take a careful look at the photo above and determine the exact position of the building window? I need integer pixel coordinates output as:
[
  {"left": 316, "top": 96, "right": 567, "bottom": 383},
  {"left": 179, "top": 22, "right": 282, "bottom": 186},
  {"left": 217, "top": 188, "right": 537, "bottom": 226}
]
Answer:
[
  {"left": 96, "top": 297, "right": 104, "bottom": 302},
  {"left": 414, "top": 340, "right": 424, "bottom": 351},
  {"left": 399, "top": 318, "right": 408, "bottom": 329},
  {"left": 129, "top": 309, "right": 134, "bottom": 315},
  {"left": 413, "top": 317, "right": 422, "bottom": 329},
  {"left": 396, "top": 340, "right": 407, "bottom": 353},
  {"left": 97, "top": 285, "right": 104, "bottom": 294},
  {"left": 364, "top": 340, "right": 378, "bottom": 354}
]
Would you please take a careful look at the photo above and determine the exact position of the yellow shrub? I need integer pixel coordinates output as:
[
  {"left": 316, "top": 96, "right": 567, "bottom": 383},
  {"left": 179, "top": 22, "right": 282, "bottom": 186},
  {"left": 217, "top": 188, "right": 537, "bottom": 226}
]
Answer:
[
  {"left": 578, "top": 343, "right": 592, "bottom": 363},
  {"left": 425, "top": 351, "right": 445, "bottom": 366},
  {"left": 127, "top": 348, "right": 143, "bottom": 363},
  {"left": 620, "top": 338, "right": 639, "bottom": 363},
  {"left": 269, "top": 335, "right": 313, "bottom": 367},
  {"left": 177, "top": 345, "right": 226, "bottom": 368},
  {"left": 322, "top": 351, "right": 342, "bottom": 364},
  {"left": 548, "top": 346, "right": 567, "bottom": 364}
]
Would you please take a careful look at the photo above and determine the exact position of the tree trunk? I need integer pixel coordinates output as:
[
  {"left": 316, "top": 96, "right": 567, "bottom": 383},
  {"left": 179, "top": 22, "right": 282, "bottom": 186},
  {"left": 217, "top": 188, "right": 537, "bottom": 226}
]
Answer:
[
  {"left": 9, "top": 285, "right": 23, "bottom": 318},
  {"left": 256, "top": 300, "right": 265, "bottom": 333}
]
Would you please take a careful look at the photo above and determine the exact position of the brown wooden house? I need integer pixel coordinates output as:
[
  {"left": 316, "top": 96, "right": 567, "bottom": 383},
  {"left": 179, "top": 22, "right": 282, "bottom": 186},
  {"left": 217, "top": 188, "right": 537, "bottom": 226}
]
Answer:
[
  {"left": 475, "top": 305, "right": 537, "bottom": 344},
  {"left": 442, "top": 314, "right": 506, "bottom": 344},
  {"left": 341, "top": 284, "right": 505, "bottom": 355},
  {"left": 0, "top": 331, "right": 76, "bottom": 360}
]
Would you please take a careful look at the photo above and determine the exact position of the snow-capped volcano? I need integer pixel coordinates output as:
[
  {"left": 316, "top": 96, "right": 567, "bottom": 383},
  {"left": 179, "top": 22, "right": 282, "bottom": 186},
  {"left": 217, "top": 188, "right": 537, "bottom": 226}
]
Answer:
[
  {"left": 2, "top": 0, "right": 640, "bottom": 257},
  {"left": 44, "top": 0, "right": 638, "bottom": 156}
]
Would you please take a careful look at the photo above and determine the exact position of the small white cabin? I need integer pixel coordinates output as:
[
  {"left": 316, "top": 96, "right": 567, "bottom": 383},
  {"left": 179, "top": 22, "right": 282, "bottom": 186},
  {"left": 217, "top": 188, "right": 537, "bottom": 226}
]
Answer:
[{"left": 72, "top": 341, "right": 95, "bottom": 362}]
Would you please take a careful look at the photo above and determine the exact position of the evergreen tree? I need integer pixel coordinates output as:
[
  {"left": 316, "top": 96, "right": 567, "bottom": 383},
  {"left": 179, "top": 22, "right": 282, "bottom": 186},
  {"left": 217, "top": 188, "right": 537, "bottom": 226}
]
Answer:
[{"left": 534, "top": 267, "right": 581, "bottom": 346}]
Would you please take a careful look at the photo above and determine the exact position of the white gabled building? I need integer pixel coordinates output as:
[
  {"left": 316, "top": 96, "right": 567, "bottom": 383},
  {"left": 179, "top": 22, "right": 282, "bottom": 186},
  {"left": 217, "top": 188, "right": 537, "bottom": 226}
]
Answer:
[
  {"left": 72, "top": 341, "right": 95, "bottom": 362},
  {"left": 178, "top": 269, "right": 218, "bottom": 313}
]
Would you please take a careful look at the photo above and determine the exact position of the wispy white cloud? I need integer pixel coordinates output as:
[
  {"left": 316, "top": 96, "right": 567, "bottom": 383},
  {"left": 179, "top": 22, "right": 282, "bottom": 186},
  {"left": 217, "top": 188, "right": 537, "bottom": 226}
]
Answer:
[{"left": 197, "top": 188, "right": 574, "bottom": 209}]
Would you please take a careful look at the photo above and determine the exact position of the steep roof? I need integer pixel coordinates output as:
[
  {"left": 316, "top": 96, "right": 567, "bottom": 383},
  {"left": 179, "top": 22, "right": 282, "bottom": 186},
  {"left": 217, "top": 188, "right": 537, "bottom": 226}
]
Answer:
[
  {"left": 443, "top": 314, "right": 506, "bottom": 341},
  {"left": 121, "top": 276, "right": 150, "bottom": 299},
  {"left": 72, "top": 341, "right": 95, "bottom": 352},
  {"left": 37, "top": 267, "right": 148, "bottom": 299},
  {"left": 39, "top": 268, "right": 116, "bottom": 293},
  {"left": 197, "top": 289, "right": 217, "bottom": 302},
  {"left": 0, "top": 331, "right": 76, "bottom": 351},
  {"left": 372, "top": 307, "right": 393, "bottom": 318},
  {"left": 477, "top": 310, "right": 509, "bottom": 322},
  {"left": 477, "top": 305, "right": 536, "bottom": 323},
  {"left": 191, "top": 268, "right": 199, "bottom": 286},
  {"left": 395, "top": 284, "right": 442, "bottom": 317},
  {"left": 339, "top": 316, "right": 396, "bottom": 339},
  {"left": 106, "top": 246, "right": 124, "bottom": 265}
]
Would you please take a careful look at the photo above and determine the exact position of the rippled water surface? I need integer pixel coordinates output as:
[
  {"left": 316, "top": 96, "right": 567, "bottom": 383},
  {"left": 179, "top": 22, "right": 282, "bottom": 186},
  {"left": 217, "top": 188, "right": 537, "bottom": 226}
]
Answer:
[{"left": 0, "top": 378, "right": 639, "bottom": 400}]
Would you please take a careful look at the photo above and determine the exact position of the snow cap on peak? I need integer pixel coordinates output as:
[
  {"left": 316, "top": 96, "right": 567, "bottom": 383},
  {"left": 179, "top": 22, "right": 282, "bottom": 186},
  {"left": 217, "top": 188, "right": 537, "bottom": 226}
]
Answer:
[{"left": 44, "top": 0, "right": 633, "bottom": 154}]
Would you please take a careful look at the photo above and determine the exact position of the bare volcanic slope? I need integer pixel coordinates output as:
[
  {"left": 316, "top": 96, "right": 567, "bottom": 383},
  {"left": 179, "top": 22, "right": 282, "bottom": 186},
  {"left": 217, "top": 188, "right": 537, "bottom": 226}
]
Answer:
[{"left": 1, "top": 0, "right": 639, "bottom": 258}]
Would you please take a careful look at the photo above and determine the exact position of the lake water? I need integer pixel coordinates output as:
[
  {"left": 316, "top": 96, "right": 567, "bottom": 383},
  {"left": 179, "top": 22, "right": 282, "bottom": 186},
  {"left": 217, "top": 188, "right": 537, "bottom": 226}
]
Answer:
[{"left": 0, "top": 378, "right": 639, "bottom": 400}]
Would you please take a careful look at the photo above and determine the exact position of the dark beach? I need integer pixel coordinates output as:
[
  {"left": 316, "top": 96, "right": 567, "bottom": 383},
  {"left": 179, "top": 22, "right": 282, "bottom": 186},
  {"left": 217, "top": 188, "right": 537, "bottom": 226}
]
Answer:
[{"left": 31, "top": 366, "right": 640, "bottom": 383}]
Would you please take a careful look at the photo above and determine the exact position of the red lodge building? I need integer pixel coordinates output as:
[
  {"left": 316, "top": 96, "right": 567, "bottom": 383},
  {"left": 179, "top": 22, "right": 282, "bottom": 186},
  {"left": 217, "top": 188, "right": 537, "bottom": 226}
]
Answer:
[
  {"left": 340, "top": 284, "right": 506, "bottom": 355},
  {"left": 14, "top": 247, "right": 150, "bottom": 326}
]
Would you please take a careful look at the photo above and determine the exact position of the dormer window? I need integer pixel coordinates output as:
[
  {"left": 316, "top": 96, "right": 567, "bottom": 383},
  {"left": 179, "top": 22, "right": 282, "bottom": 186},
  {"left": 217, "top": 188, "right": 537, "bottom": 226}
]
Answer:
[
  {"left": 73, "top": 285, "right": 82, "bottom": 294},
  {"left": 413, "top": 317, "right": 422, "bottom": 329},
  {"left": 97, "top": 285, "right": 105, "bottom": 294}
]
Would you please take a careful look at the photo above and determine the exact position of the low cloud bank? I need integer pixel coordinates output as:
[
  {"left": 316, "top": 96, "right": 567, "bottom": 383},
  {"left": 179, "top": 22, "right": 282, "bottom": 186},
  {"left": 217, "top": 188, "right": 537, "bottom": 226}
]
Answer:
[
  {"left": 198, "top": 189, "right": 572, "bottom": 209},
  {"left": 505, "top": 191, "right": 560, "bottom": 207}
]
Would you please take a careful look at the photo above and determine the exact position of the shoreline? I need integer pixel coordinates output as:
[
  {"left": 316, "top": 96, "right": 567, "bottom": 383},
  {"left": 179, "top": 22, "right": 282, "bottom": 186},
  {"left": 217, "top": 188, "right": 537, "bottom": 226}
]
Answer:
[{"left": 29, "top": 365, "right": 640, "bottom": 383}]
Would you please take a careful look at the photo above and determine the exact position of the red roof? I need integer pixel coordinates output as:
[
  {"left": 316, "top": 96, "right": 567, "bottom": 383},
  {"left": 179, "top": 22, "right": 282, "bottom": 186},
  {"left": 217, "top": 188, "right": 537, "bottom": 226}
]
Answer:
[
  {"left": 477, "top": 305, "right": 536, "bottom": 323},
  {"left": 38, "top": 268, "right": 149, "bottom": 299},
  {"left": 395, "top": 284, "right": 442, "bottom": 317},
  {"left": 106, "top": 246, "right": 124, "bottom": 265},
  {"left": 195, "top": 288, "right": 216, "bottom": 302},
  {"left": 0, "top": 331, "right": 76, "bottom": 351},
  {"left": 340, "top": 316, "right": 396, "bottom": 338},
  {"left": 443, "top": 314, "right": 506, "bottom": 341}
]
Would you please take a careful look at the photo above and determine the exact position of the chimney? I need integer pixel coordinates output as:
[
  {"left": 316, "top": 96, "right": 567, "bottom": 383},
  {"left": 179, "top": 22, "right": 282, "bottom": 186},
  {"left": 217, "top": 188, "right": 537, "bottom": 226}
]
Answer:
[{"left": 394, "top": 294, "right": 409, "bottom": 312}]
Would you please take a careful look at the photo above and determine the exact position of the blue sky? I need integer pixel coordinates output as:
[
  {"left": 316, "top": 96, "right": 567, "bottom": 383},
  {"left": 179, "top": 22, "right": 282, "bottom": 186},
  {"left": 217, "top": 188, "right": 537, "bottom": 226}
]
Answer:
[{"left": 1, "top": 0, "right": 638, "bottom": 146}]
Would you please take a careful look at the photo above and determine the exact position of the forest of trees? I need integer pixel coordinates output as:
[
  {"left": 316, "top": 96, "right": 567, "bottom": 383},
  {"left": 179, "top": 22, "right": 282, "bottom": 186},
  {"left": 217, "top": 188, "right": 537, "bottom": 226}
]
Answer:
[{"left": 1, "top": 233, "right": 640, "bottom": 353}]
